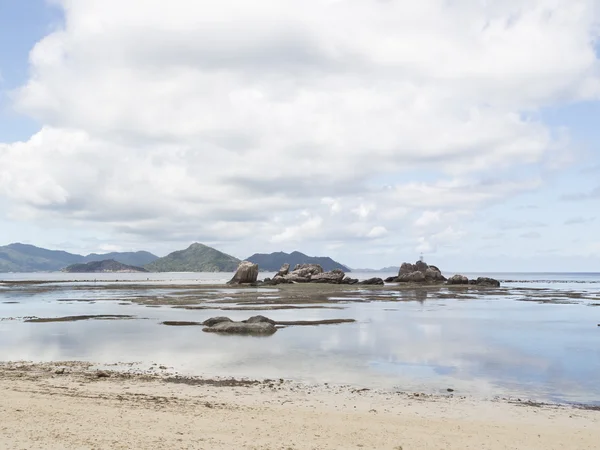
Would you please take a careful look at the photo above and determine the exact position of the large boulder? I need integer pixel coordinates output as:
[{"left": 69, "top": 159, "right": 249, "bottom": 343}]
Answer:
[
  {"left": 399, "top": 263, "right": 416, "bottom": 275},
  {"left": 227, "top": 261, "right": 259, "bottom": 285},
  {"left": 310, "top": 269, "right": 345, "bottom": 284},
  {"left": 291, "top": 264, "right": 324, "bottom": 277},
  {"left": 424, "top": 267, "right": 446, "bottom": 282},
  {"left": 285, "top": 274, "right": 311, "bottom": 283},
  {"left": 358, "top": 277, "right": 384, "bottom": 286},
  {"left": 284, "top": 263, "right": 324, "bottom": 282},
  {"left": 203, "top": 321, "right": 277, "bottom": 336},
  {"left": 475, "top": 277, "right": 500, "bottom": 287},
  {"left": 447, "top": 274, "right": 469, "bottom": 285},
  {"left": 397, "top": 271, "right": 426, "bottom": 283},
  {"left": 414, "top": 260, "right": 429, "bottom": 273},
  {"left": 276, "top": 263, "right": 290, "bottom": 277}
]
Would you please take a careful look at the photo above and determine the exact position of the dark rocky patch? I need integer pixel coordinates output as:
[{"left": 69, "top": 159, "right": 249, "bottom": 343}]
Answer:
[
  {"left": 161, "top": 321, "right": 203, "bottom": 326},
  {"left": 25, "top": 315, "right": 134, "bottom": 323}
]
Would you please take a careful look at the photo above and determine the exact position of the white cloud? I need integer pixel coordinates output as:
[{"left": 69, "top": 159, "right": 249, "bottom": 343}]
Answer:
[{"left": 1, "top": 0, "right": 599, "bottom": 264}]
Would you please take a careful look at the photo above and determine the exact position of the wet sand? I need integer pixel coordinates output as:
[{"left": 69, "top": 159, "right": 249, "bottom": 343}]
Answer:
[{"left": 0, "top": 362, "right": 598, "bottom": 450}]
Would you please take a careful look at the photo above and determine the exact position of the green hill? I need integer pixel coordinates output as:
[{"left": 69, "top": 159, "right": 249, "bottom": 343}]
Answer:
[
  {"left": 63, "top": 259, "right": 148, "bottom": 273},
  {"left": 246, "top": 251, "right": 350, "bottom": 272},
  {"left": 0, "top": 243, "right": 82, "bottom": 272},
  {"left": 0, "top": 243, "right": 159, "bottom": 272},
  {"left": 144, "top": 243, "right": 240, "bottom": 272},
  {"left": 83, "top": 251, "right": 158, "bottom": 267}
]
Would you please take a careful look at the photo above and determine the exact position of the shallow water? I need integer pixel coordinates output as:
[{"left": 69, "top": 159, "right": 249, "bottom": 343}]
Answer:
[{"left": 1, "top": 272, "right": 599, "bottom": 405}]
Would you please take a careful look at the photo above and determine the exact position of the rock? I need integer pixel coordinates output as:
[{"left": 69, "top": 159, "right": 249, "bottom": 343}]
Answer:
[
  {"left": 399, "top": 263, "right": 416, "bottom": 275},
  {"left": 203, "top": 321, "right": 277, "bottom": 336},
  {"left": 447, "top": 274, "right": 469, "bottom": 285},
  {"left": 424, "top": 267, "right": 446, "bottom": 282},
  {"left": 358, "top": 277, "right": 384, "bottom": 286},
  {"left": 227, "top": 261, "right": 259, "bottom": 285},
  {"left": 475, "top": 277, "right": 500, "bottom": 287},
  {"left": 310, "top": 269, "right": 345, "bottom": 284},
  {"left": 285, "top": 274, "right": 310, "bottom": 283},
  {"left": 276, "top": 263, "right": 290, "bottom": 277},
  {"left": 340, "top": 276, "right": 359, "bottom": 285},
  {"left": 290, "top": 264, "right": 324, "bottom": 277},
  {"left": 96, "top": 371, "right": 110, "bottom": 378},
  {"left": 54, "top": 368, "right": 65, "bottom": 375},
  {"left": 203, "top": 316, "right": 233, "bottom": 327},
  {"left": 414, "top": 260, "right": 429, "bottom": 272},
  {"left": 272, "top": 276, "right": 292, "bottom": 285},
  {"left": 244, "top": 315, "right": 276, "bottom": 325},
  {"left": 397, "top": 271, "right": 426, "bottom": 283},
  {"left": 384, "top": 276, "right": 398, "bottom": 283}
]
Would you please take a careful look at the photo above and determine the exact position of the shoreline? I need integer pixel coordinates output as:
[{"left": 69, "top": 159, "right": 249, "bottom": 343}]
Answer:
[{"left": 1, "top": 361, "right": 599, "bottom": 449}]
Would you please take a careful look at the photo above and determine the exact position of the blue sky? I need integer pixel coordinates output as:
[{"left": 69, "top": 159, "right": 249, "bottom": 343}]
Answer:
[{"left": 0, "top": 0, "right": 599, "bottom": 271}]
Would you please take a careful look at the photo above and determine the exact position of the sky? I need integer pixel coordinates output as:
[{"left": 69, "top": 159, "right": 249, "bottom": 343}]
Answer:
[{"left": 0, "top": 0, "right": 599, "bottom": 272}]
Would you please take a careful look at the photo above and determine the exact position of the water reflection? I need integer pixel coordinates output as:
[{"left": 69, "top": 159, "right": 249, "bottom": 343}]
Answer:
[{"left": 1, "top": 279, "right": 599, "bottom": 405}]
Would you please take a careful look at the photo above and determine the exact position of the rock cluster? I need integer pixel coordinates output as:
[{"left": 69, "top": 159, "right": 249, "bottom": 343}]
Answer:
[
  {"left": 262, "top": 263, "right": 374, "bottom": 285},
  {"left": 384, "top": 260, "right": 500, "bottom": 287},
  {"left": 387, "top": 260, "right": 447, "bottom": 283}
]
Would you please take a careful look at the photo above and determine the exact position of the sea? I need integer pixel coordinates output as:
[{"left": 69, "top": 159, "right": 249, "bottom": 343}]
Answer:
[{"left": 1, "top": 271, "right": 599, "bottom": 405}]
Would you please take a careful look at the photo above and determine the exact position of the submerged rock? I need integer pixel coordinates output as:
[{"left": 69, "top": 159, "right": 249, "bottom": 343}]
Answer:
[
  {"left": 227, "top": 261, "right": 259, "bottom": 285},
  {"left": 202, "top": 316, "right": 233, "bottom": 327},
  {"left": 244, "top": 315, "right": 276, "bottom": 325},
  {"left": 203, "top": 321, "right": 277, "bottom": 336},
  {"left": 447, "top": 274, "right": 469, "bottom": 285}
]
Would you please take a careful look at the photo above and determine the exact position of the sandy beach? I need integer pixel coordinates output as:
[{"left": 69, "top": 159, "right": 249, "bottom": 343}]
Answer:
[{"left": 0, "top": 362, "right": 598, "bottom": 449}]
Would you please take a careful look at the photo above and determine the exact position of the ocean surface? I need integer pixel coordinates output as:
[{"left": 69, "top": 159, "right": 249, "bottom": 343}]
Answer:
[{"left": 1, "top": 271, "right": 599, "bottom": 405}]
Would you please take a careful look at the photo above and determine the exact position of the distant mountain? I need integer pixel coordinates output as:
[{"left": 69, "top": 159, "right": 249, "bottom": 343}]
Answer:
[
  {"left": 246, "top": 251, "right": 351, "bottom": 272},
  {"left": 0, "top": 243, "right": 82, "bottom": 272},
  {"left": 63, "top": 259, "right": 148, "bottom": 273},
  {"left": 144, "top": 243, "right": 240, "bottom": 272},
  {"left": 0, "top": 243, "right": 159, "bottom": 273},
  {"left": 83, "top": 251, "right": 158, "bottom": 267}
]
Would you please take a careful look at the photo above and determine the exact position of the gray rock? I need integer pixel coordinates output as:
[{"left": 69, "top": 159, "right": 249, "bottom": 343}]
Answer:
[
  {"left": 285, "top": 274, "right": 311, "bottom": 283},
  {"left": 397, "top": 271, "right": 426, "bottom": 282},
  {"left": 340, "top": 276, "right": 359, "bottom": 285},
  {"left": 276, "top": 263, "right": 290, "bottom": 277},
  {"left": 203, "top": 321, "right": 277, "bottom": 336},
  {"left": 384, "top": 276, "right": 398, "bottom": 283},
  {"left": 291, "top": 264, "right": 324, "bottom": 277},
  {"left": 244, "top": 315, "right": 276, "bottom": 325},
  {"left": 414, "top": 260, "right": 429, "bottom": 273},
  {"left": 358, "top": 277, "right": 384, "bottom": 286},
  {"left": 203, "top": 316, "right": 233, "bottom": 327},
  {"left": 399, "top": 263, "right": 416, "bottom": 275},
  {"left": 424, "top": 267, "right": 446, "bottom": 282},
  {"left": 447, "top": 274, "right": 469, "bottom": 285},
  {"left": 310, "top": 269, "right": 345, "bottom": 284},
  {"left": 227, "top": 261, "right": 259, "bottom": 285},
  {"left": 475, "top": 277, "right": 500, "bottom": 287}
]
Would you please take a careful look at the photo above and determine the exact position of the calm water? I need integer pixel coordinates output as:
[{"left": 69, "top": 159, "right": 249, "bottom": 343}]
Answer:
[{"left": 1, "top": 272, "right": 599, "bottom": 405}]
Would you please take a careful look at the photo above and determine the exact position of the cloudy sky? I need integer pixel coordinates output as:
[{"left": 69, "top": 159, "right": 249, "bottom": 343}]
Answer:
[{"left": 0, "top": 0, "right": 599, "bottom": 271}]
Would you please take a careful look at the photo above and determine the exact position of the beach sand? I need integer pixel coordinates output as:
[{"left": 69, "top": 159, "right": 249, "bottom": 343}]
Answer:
[{"left": 0, "top": 362, "right": 598, "bottom": 449}]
